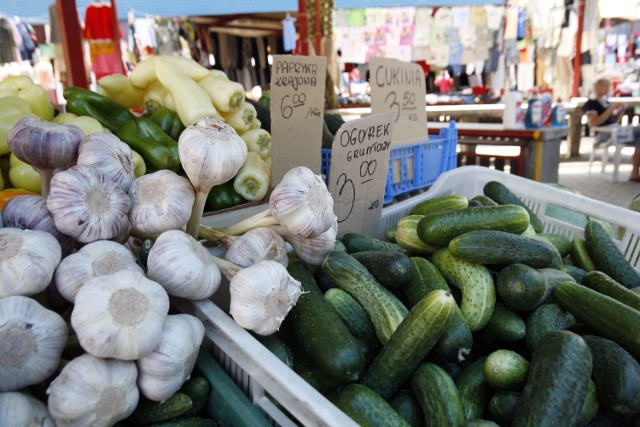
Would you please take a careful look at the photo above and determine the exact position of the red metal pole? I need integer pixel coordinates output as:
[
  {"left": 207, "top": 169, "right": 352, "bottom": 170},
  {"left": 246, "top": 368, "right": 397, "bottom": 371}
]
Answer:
[
  {"left": 110, "top": 0, "right": 126, "bottom": 74},
  {"left": 314, "top": 0, "right": 322, "bottom": 55},
  {"left": 56, "top": 0, "right": 88, "bottom": 88},
  {"left": 297, "top": 0, "right": 309, "bottom": 55},
  {"left": 572, "top": 0, "right": 585, "bottom": 97}
]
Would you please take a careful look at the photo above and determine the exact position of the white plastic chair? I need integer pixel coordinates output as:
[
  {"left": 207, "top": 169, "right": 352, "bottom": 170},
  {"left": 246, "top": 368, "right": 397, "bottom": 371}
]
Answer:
[{"left": 587, "top": 125, "right": 635, "bottom": 181}]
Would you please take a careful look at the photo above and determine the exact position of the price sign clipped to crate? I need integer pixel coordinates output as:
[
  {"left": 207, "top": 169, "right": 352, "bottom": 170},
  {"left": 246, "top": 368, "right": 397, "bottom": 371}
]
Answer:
[
  {"left": 370, "top": 57, "right": 427, "bottom": 146},
  {"left": 328, "top": 112, "right": 394, "bottom": 237},
  {"left": 270, "top": 55, "right": 327, "bottom": 184}
]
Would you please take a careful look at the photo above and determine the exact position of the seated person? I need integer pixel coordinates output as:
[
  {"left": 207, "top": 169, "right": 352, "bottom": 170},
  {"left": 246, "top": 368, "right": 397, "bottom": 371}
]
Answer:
[{"left": 585, "top": 78, "right": 640, "bottom": 182}]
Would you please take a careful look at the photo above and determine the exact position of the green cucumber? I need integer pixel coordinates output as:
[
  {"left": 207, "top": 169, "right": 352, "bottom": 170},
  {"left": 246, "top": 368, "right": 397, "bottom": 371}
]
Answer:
[
  {"left": 341, "top": 232, "right": 406, "bottom": 254},
  {"left": 410, "top": 362, "right": 465, "bottom": 427},
  {"left": 180, "top": 377, "right": 210, "bottom": 417},
  {"left": 126, "top": 393, "right": 193, "bottom": 425},
  {"left": 484, "top": 303, "right": 526, "bottom": 343},
  {"left": 448, "top": 230, "right": 562, "bottom": 268},
  {"left": 577, "top": 379, "right": 599, "bottom": 427},
  {"left": 585, "top": 220, "right": 640, "bottom": 288},
  {"left": 389, "top": 390, "right": 423, "bottom": 427},
  {"left": 351, "top": 250, "right": 413, "bottom": 288},
  {"left": 293, "top": 357, "right": 343, "bottom": 395},
  {"left": 360, "top": 289, "right": 454, "bottom": 399},
  {"left": 560, "top": 265, "right": 588, "bottom": 283},
  {"left": 466, "top": 421, "right": 499, "bottom": 427},
  {"left": 148, "top": 418, "right": 217, "bottom": 427},
  {"left": 520, "top": 223, "right": 537, "bottom": 237},
  {"left": 483, "top": 180, "right": 544, "bottom": 232},
  {"left": 488, "top": 391, "right": 520, "bottom": 426},
  {"left": 512, "top": 331, "right": 593, "bottom": 427},
  {"left": 253, "top": 334, "right": 294, "bottom": 370},
  {"left": 570, "top": 237, "right": 596, "bottom": 272},
  {"left": 583, "top": 335, "right": 640, "bottom": 415},
  {"left": 582, "top": 271, "right": 640, "bottom": 311},
  {"left": 334, "top": 240, "right": 347, "bottom": 252},
  {"left": 432, "top": 248, "right": 496, "bottom": 332},
  {"left": 285, "top": 257, "right": 365, "bottom": 383},
  {"left": 455, "top": 357, "right": 491, "bottom": 422},
  {"left": 496, "top": 264, "right": 573, "bottom": 312},
  {"left": 395, "top": 215, "right": 439, "bottom": 254},
  {"left": 537, "top": 232, "right": 572, "bottom": 257},
  {"left": 409, "top": 194, "right": 469, "bottom": 216},
  {"left": 555, "top": 280, "right": 640, "bottom": 359},
  {"left": 385, "top": 226, "right": 397, "bottom": 243},
  {"left": 403, "top": 257, "right": 448, "bottom": 308},
  {"left": 330, "top": 384, "right": 411, "bottom": 427},
  {"left": 467, "top": 199, "right": 484, "bottom": 208},
  {"left": 525, "top": 303, "right": 576, "bottom": 353},
  {"left": 417, "top": 205, "right": 531, "bottom": 247},
  {"left": 322, "top": 251, "right": 409, "bottom": 344},
  {"left": 472, "top": 194, "right": 499, "bottom": 207},
  {"left": 483, "top": 350, "right": 529, "bottom": 391}
]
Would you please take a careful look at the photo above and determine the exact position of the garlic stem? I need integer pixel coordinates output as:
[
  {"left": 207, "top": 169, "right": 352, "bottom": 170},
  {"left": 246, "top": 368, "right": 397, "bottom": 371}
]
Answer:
[
  {"left": 198, "top": 225, "right": 237, "bottom": 246},
  {"left": 186, "top": 191, "right": 209, "bottom": 238},
  {"left": 37, "top": 168, "right": 52, "bottom": 197},
  {"left": 210, "top": 255, "right": 241, "bottom": 279},
  {"left": 221, "top": 209, "right": 279, "bottom": 236}
]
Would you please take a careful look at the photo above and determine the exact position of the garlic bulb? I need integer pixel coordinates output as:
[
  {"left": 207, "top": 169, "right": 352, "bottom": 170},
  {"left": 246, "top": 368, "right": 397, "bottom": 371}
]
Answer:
[
  {"left": 0, "top": 296, "right": 68, "bottom": 392},
  {"left": 7, "top": 117, "right": 84, "bottom": 196},
  {"left": 179, "top": 117, "right": 247, "bottom": 237},
  {"left": 76, "top": 132, "right": 135, "bottom": 193},
  {"left": 229, "top": 260, "right": 302, "bottom": 335},
  {"left": 71, "top": 269, "right": 169, "bottom": 360},
  {"left": 0, "top": 391, "right": 55, "bottom": 427},
  {"left": 128, "top": 169, "right": 195, "bottom": 235},
  {"left": 273, "top": 215, "right": 337, "bottom": 265},
  {"left": 146, "top": 229, "right": 221, "bottom": 300},
  {"left": 47, "top": 165, "right": 131, "bottom": 244},
  {"left": 55, "top": 240, "right": 143, "bottom": 303},
  {"left": 225, "top": 227, "right": 289, "bottom": 268},
  {"left": 0, "top": 227, "right": 61, "bottom": 298},
  {"left": 137, "top": 314, "right": 205, "bottom": 402},
  {"left": 1, "top": 195, "right": 74, "bottom": 256},
  {"left": 47, "top": 353, "right": 138, "bottom": 427}
]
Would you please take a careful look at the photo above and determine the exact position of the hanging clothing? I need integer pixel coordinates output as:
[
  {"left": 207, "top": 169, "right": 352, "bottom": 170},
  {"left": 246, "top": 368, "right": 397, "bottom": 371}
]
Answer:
[
  {"left": 282, "top": 16, "right": 296, "bottom": 52},
  {"left": 83, "top": 2, "right": 122, "bottom": 79},
  {"left": 0, "top": 16, "right": 18, "bottom": 63}
]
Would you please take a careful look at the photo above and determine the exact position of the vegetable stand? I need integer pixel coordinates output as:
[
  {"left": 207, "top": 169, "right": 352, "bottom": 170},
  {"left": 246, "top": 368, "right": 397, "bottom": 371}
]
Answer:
[{"left": 191, "top": 165, "right": 640, "bottom": 426}]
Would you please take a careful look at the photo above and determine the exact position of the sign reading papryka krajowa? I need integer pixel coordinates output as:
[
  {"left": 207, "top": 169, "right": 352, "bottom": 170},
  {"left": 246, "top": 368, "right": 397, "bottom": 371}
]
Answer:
[
  {"left": 370, "top": 57, "right": 427, "bottom": 146},
  {"left": 270, "top": 55, "right": 327, "bottom": 186},
  {"left": 328, "top": 112, "right": 394, "bottom": 237}
]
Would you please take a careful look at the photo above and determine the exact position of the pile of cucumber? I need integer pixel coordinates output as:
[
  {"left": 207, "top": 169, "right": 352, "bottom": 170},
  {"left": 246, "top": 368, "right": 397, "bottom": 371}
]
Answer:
[{"left": 265, "top": 180, "right": 640, "bottom": 426}]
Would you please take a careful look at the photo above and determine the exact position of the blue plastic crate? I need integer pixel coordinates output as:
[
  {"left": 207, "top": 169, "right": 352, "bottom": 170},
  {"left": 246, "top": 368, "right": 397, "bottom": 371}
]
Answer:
[{"left": 321, "top": 121, "right": 458, "bottom": 204}]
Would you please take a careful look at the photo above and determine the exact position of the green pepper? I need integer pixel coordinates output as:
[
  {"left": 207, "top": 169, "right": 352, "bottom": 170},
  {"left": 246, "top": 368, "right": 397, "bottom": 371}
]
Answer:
[
  {"left": 63, "top": 87, "right": 135, "bottom": 133},
  {"left": 148, "top": 106, "right": 185, "bottom": 141},
  {"left": 135, "top": 117, "right": 180, "bottom": 166},
  {"left": 206, "top": 180, "right": 246, "bottom": 212},
  {"left": 116, "top": 119, "right": 179, "bottom": 171}
]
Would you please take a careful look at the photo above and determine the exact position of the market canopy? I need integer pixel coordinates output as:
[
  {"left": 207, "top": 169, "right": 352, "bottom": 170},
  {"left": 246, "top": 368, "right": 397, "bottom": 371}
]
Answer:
[{"left": 598, "top": 0, "right": 640, "bottom": 20}]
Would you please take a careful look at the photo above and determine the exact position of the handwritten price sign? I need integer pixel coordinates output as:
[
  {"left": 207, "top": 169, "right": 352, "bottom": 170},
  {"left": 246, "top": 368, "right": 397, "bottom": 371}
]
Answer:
[
  {"left": 328, "top": 113, "right": 394, "bottom": 237},
  {"left": 370, "top": 57, "right": 427, "bottom": 145},
  {"left": 270, "top": 55, "right": 326, "bottom": 185}
]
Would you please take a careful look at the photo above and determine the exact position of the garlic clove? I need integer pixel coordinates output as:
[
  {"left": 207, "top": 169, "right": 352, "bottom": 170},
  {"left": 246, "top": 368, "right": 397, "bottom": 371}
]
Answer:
[
  {"left": 71, "top": 269, "right": 169, "bottom": 360},
  {"left": 0, "top": 296, "right": 68, "bottom": 392},
  {"left": 76, "top": 132, "right": 136, "bottom": 194},
  {"left": 225, "top": 227, "right": 289, "bottom": 268},
  {"left": 128, "top": 169, "right": 195, "bottom": 235},
  {"left": 136, "top": 314, "right": 205, "bottom": 402},
  {"left": 275, "top": 215, "right": 338, "bottom": 266},
  {"left": 47, "top": 353, "right": 139, "bottom": 427},
  {"left": 229, "top": 260, "right": 302, "bottom": 335},
  {"left": 146, "top": 229, "right": 221, "bottom": 300},
  {"left": 47, "top": 165, "right": 131, "bottom": 244},
  {"left": 0, "top": 227, "right": 62, "bottom": 298},
  {"left": 0, "top": 391, "right": 55, "bottom": 426},
  {"left": 54, "top": 240, "right": 143, "bottom": 303}
]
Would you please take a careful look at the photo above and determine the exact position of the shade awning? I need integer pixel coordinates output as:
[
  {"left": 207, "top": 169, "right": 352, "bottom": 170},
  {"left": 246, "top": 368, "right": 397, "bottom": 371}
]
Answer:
[{"left": 598, "top": 0, "right": 640, "bottom": 20}]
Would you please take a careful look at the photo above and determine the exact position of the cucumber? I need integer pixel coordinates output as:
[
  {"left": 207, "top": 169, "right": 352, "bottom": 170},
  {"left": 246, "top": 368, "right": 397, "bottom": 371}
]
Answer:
[
  {"left": 360, "top": 289, "right": 454, "bottom": 399},
  {"left": 395, "top": 215, "right": 439, "bottom": 254},
  {"left": 496, "top": 264, "right": 573, "bottom": 312},
  {"left": 472, "top": 194, "right": 499, "bottom": 207},
  {"left": 389, "top": 390, "right": 423, "bottom": 427},
  {"left": 583, "top": 335, "right": 640, "bottom": 415},
  {"left": 148, "top": 418, "right": 217, "bottom": 427},
  {"left": 180, "top": 377, "right": 210, "bottom": 417},
  {"left": 488, "top": 391, "right": 520, "bottom": 426},
  {"left": 432, "top": 248, "right": 496, "bottom": 332},
  {"left": 455, "top": 357, "right": 492, "bottom": 422},
  {"left": 467, "top": 199, "right": 484, "bottom": 208},
  {"left": 410, "top": 362, "right": 465, "bottom": 427},
  {"left": 334, "top": 240, "right": 347, "bottom": 252},
  {"left": 322, "top": 251, "right": 409, "bottom": 344},
  {"left": 330, "top": 384, "right": 411, "bottom": 427},
  {"left": 126, "top": 393, "right": 193, "bottom": 425},
  {"left": 409, "top": 194, "right": 469, "bottom": 216},
  {"left": 403, "top": 257, "right": 449, "bottom": 308},
  {"left": 484, "top": 303, "right": 526, "bottom": 343},
  {"left": 525, "top": 303, "right": 576, "bottom": 353},
  {"left": 483, "top": 350, "right": 529, "bottom": 391},
  {"left": 293, "top": 357, "right": 343, "bottom": 395},
  {"left": 285, "top": 256, "right": 365, "bottom": 383},
  {"left": 253, "top": 334, "right": 294, "bottom": 370},
  {"left": 520, "top": 223, "right": 537, "bottom": 237},
  {"left": 351, "top": 250, "right": 414, "bottom": 288},
  {"left": 466, "top": 421, "right": 499, "bottom": 427},
  {"left": 584, "top": 220, "right": 640, "bottom": 288},
  {"left": 385, "top": 226, "right": 397, "bottom": 243},
  {"left": 512, "top": 331, "right": 593, "bottom": 427},
  {"left": 570, "top": 237, "right": 596, "bottom": 272},
  {"left": 582, "top": 271, "right": 640, "bottom": 311},
  {"left": 537, "top": 232, "right": 572, "bottom": 257},
  {"left": 577, "top": 379, "right": 599, "bottom": 427},
  {"left": 341, "top": 232, "right": 406, "bottom": 254},
  {"left": 483, "top": 180, "right": 544, "bottom": 232},
  {"left": 449, "top": 230, "right": 562, "bottom": 268},
  {"left": 555, "top": 280, "right": 640, "bottom": 359},
  {"left": 561, "top": 264, "right": 588, "bottom": 283},
  {"left": 417, "top": 205, "right": 531, "bottom": 247}
]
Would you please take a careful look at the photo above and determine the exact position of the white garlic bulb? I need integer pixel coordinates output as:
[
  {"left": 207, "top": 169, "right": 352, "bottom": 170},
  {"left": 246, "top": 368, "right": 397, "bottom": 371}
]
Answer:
[
  {"left": 229, "top": 260, "right": 302, "bottom": 335},
  {"left": 47, "top": 165, "right": 131, "bottom": 244},
  {"left": 274, "top": 215, "right": 338, "bottom": 266},
  {"left": 146, "top": 230, "right": 221, "bottom": 300},
  {"left": 55, "top": 240, "right": 143, "bottom": 303},
  {"left": 76, "top": 132, "right": 136, "bottom": 193},
  {"left": 225, "top": 227, "right": 289, "bottom": 268},
  {"left": 128, "top": 169, "right": 195, "bottom": 235},
  {"left": 71, "top": 269, "right": 169, "bottom": 360},
  {"left": 137, "top": 314, "right": 205, "bottom": 402},
  {"left": 0, "top": 391, "right": 55, "bottom": 427},
  {"left": 47, "top": 353, "right": 139, "bottom": 427},
  {"left": 0, "top": 227, "right": 61, "bottom": 298},
  {"left": 0, "top": 296, "right": 68, "bottom": 392}
]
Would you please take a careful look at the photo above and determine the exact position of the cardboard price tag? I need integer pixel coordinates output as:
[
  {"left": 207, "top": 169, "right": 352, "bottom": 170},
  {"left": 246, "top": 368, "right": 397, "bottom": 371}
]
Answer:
[
  {"left": 328, "top": 112, "right": 394, "bottom": 237},
  {"left": 270, "top": 55, "right": 327, "bottom": 185},
  {"left": 370, "top": 57, "right": 427, "bottom": 145}
]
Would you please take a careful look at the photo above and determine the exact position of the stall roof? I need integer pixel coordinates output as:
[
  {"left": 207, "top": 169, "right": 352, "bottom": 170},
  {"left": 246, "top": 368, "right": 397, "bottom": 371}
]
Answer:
[{"left": 334, "top": 0, "right": 505, "bottom": 7}]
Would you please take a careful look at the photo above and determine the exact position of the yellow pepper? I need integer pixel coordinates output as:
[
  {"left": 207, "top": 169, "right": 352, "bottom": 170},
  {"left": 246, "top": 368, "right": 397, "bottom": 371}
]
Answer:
[
  {"left": 0, "top": 96, "right": 36, "bottom": 156},
  {"left": 9, "top": 153, "right": 40, "bottom": 194},
  {"left": 98, "top": 73, "right": 145, "bottom": 109},
  {"left": 53, "top": 112, "right": 108, "bottom": 135},
  {"left": 0, "top": 76, "right": 54, "bottom": 121}
]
